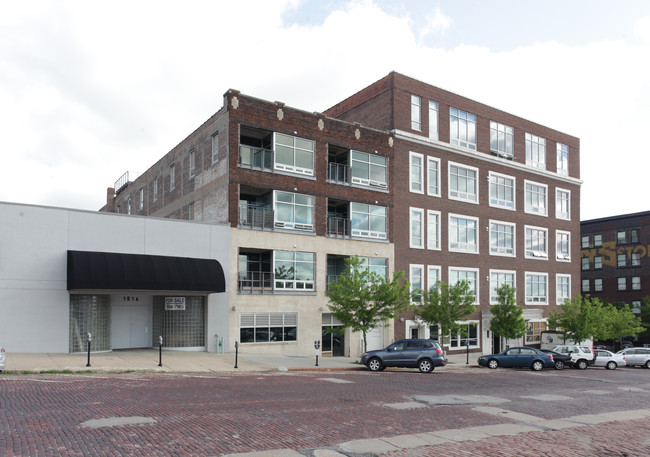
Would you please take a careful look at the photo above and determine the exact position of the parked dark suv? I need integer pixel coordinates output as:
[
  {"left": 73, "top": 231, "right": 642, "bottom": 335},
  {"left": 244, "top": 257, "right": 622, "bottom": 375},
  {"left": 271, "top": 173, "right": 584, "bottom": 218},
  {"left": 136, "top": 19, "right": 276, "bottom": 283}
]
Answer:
[{"left": 361, "top": 339, "right": 447, "bottom": 373}]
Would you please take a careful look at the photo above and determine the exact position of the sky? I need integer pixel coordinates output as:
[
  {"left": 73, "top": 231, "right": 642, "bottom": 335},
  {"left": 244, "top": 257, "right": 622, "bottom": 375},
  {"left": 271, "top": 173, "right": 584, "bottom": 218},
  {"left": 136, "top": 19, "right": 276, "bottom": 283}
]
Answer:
[{"left": 1, "top": 0, "right": 649, "bottom": 220}]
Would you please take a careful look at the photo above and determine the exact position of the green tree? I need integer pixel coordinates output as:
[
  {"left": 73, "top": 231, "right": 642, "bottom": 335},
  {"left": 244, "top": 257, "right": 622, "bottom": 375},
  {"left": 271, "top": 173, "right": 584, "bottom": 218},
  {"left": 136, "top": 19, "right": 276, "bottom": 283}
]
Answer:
[
  {"left": 489, "top": 284, "right": 528, "bottom": 343},
  {"left": 413, "top": 280, "right": 476, "bottom": 346},
  {"left": 548, "top": 295, "right": 604, "bottom": 343},
  {"left": 596, "top": 302, "right": 644, "bottom": 348},
  {"left": 325, "top": 256, "right": 411, "bottom": 352},
  {"left": 640, "top": 296, "right": 650, "bottom": 336}
]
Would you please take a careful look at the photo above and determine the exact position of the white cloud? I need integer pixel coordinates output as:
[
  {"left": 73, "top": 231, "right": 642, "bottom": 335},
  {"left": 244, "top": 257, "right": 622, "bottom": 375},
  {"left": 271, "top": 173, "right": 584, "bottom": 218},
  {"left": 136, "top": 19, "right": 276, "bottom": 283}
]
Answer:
[
  {"left": 634, "top": 15, "right": 650, "bottom": 43},
  {"left": 418, "top": 5, "right": 453, "bottom": 43}
]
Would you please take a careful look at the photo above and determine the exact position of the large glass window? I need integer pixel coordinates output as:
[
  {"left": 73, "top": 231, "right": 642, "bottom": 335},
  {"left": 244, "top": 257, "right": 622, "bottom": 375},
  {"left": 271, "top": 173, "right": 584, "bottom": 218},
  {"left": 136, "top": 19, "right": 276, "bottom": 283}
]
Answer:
[
  {"left": 556, "top": 230, "right": 571, "bottom": 261},
  {"left": 490, "top": 221, "right": 515, "bottom": 256},
  {"left": 427, "top": 157, "right": 440, "bottom": 196},
  {"left": 411, "top": 95, "right": 421, "bottom": 131},
  {"left": 489, "top": 172, "right": 515, "bottom": 210},
  {"left": 450, "top": 108, "right": 477, "bottom": 150},
  {"left": 557, "top": 274, "right": 571, "bottom": 304},
  {"left": 274, "top": 251, "right": 315, "bottom": 290},
  {"left": 490, "top": 121, "right": 514, "bottom": 158},
  {"left": 525, "top": 133, "right": 546, "bottom": 169},
  {"left": 525, "top": 273, "right": 548, "bottom": 304},
  {"left": 410, "top": 264, "right": 424, "bottom": 300},
  {"left": 526, "top": 321, "right": 547, "bottom": 344},
  {"left": 358, "top": 257, "right": 388, "bottom": 277},
  {"left": 274, "top": 133, "right": 314, "bottom": 176},
  {"left": 525, "top": 226, "right": 548, "bottom": 259},
  {"left": 427, "top": 266, "right": 441, "bottom": 290},
  {"left": 449, "top": 215, "right": 479, "bottom": 253},
  {"left": 449, "top": 322, "right": 478, "bottom": 348},
  {"left": 350, "top": 202, "right": 387, "bottom": 239},
  {"left": 490, "top": 270, "right": 515, "bottom": 304},
  {"left": 240, "top": 313, "right": 297, "bottom": 343},
  {"left": 274, "top": 191, "right": 314, "bottom": 231},
  {"left": 410, "top": 152, "right": 424, "bottom": 193},
  {"left": 557, "top": 143, "right": 569, "bottom": 176},
  {"left": 410, "top": 208, "right": 424, "bottom": 249},
  {"left": 525, "top": 181, "right": 547, "bottom": 216},
  {"left": 449, "top": 268, "right": 478, "bottom": 302},
  {"left": 427, "top": 210, "right": 441, "bottom": 250},
  {"left": 556, "top": 189, "right": 570, "bottom": 220},
  {"left": 449, "top": 163, "right": 478, "bottom": 203},
  {"left": 429, "top": 100, "right": 439, "bottom": 140},
  {"left": 351, "top": 151, "right": 387, "bottom": 188}
]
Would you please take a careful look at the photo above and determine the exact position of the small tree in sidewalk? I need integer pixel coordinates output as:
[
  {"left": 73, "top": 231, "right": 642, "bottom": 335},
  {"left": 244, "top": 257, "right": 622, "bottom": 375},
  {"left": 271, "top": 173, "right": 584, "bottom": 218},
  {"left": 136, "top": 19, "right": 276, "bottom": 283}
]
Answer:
[{"left": 489, "top": 284, "right": 528, "bottom": 348}]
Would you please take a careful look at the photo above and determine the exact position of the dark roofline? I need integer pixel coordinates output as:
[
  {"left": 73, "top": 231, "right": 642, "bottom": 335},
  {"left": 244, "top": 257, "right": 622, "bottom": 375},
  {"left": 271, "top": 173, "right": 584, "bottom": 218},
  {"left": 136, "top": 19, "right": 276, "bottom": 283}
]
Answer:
[{"left": 581, "top": 210, "right": 650, "bottom": 225}]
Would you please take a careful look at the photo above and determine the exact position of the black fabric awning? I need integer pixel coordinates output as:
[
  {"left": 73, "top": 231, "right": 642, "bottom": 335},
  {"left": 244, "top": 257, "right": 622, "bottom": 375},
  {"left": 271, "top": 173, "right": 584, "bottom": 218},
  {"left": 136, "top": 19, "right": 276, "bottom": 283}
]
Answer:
[{"left": 67, "top": 250, "right": 225, "bottom": 293}]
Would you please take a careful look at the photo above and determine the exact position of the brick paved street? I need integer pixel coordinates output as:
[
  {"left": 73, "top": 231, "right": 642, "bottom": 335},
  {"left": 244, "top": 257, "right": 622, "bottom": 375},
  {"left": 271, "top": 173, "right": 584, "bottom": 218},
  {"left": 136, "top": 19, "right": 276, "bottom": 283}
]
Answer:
[{"left": 2, "top": 367, "right": 650, "bottom": 456}]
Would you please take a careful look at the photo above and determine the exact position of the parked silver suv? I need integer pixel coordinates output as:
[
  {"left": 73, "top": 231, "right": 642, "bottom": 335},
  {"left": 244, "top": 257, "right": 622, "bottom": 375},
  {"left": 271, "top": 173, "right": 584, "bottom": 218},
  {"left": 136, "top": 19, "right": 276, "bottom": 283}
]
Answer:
[
  {"left": 552, "top": 345, "right": 595, "bottom": 369},
  {"left": 616, "top": 347, "right": 650, "bottom": 368},
  {"left": 361, "top": 339, "right": 447, "bottom": 373}
]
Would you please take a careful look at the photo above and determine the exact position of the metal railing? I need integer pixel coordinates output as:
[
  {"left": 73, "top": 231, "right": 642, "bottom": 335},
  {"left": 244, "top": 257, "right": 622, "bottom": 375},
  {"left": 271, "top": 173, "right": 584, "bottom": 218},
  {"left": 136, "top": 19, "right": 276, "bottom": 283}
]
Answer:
[
  {"left": 327, "top": 216, "right": 351, "bottom": 238},
  {"left": 239, "top": 203, "right": 274, "bottom": 230},
  {"left": 239, "top": 145, "right": 273, "bottom": 171},
  {"left": 238, "top": 272, "right": 273, "bottom": 294},
  {"left": 328, "top": 162, "right": 349, "bottom": 184}
]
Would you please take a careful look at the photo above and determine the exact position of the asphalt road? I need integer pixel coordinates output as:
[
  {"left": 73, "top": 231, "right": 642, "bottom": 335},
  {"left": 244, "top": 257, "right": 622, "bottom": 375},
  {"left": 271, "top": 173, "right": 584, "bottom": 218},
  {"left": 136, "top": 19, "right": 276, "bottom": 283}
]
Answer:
[{"left": 2, "top": 366, "right": 650, "bottom": 456}]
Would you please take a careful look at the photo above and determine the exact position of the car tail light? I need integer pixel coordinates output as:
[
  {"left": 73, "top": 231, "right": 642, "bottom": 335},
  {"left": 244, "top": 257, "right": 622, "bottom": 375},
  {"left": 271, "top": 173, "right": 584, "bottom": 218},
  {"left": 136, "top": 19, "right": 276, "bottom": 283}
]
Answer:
[
  {"left": 435, "top": 349, "right": 443, "bottom": 354},
  {"left": 0, "top": 348, "right": 4, "bottom": 353},
  {"left": 547, "top": 354, "right": 553, "bottom": 359}
]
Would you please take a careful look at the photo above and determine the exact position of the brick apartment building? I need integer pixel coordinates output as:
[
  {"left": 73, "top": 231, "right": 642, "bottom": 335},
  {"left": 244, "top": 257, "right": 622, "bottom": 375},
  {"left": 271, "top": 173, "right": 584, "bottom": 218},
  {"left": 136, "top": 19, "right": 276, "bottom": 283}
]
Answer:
[
  {"left": 102, "top": 72, "right": 581, "bottom": 357},
  {"left": 581, "top": 211, "right": 650, "bottom": 345}
]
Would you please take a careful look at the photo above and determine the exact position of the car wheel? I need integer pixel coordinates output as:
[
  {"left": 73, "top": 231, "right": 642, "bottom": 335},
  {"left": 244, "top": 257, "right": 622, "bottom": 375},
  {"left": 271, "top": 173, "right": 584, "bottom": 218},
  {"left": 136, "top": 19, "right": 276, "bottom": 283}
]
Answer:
[
  {"left": 367, "top": 357, "right": 383, "bottom": 372},
  {"left": 606, "top": 361, "right": 617, "bottom": 370},
  {"left": 531, "top": 360, "right": 544, "bottom": 371},
  {"left": 487, "top": 359, "right": 499, "bottom": 369},
  {"left": 554, "top": 360, "right": 565, "bottom": 370},
  {"left": 644, "top": 360, "right": 650, "bottom": 369},
  {"left": 576, "top": 359, "right": 588, "bottom": 370},
  {"left": 418, "top": 358, "right": 434, "bottom": 373}
]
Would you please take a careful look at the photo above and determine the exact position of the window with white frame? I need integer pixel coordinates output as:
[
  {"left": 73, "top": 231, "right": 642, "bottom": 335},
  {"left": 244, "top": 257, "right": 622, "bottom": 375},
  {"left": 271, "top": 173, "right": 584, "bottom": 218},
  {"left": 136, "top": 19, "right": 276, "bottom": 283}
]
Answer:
[
  {"left": 189, "top": 149, "right": 196, "bottom": 176},
  {"left": 427, "top": 265, "right": 441, "bottom": 291},
  {"left": 211, "top": 132, "right": 219, "bottom": 164},
  {"left": 632, "top": 276, "right": 641, "bottom": 290},
  {"left": 582, "top": 279, "right": 590, "bottom": 293},
  {"left": 525, "top": 181, "right": 547, "bottom": 216},
  {"left": 410, "top": 152, "right": 424, "bottom": 193},
  {"left": 617, "top": 254, "right": 627, "bottom": 267},
  {"left": 526, "top": 321, "right": 547, "bottom": 344},
  {"left": 632, "top": 252, "right": 641, "bottom": 267},
  {"left": 631, "top": 229, "right": 640, "bottom": 243},
  {"left": 557, "top": 143, "right": 569, "bottom": 176},
  {"left": 450, "top": 108, "right": 477, "bottom": 150},
  {"left": 429, "top": 100, "right": 439, "bottom": 140},
  {"left": 594, "top": 278, "right": 603, "bottom": 292},
  {"left": 358, "top": 257, "right": 388, "bottom": 278},
  {"left": 273, "top": 251, "right": 315, "bottom": 290},
  {"left": 449, "top": 321, "right": 479, "bottom": 348},
  {"left": 556, "top": 189, "right": 570, "bottom": 220},
  {"left": 410, "top": 264, "right": 424, "bottom": 300},
  {"left": 169, "top": 164, "right": 176, "bottom": 190},
  {"left": 490, "top": 270, "right": 515, "bottom": 304},
  {"left": 351, "top": 151, "right": 387, "bottom": 188},
  {"left": 410, "top": 208, "right": 425, "bottom": 249},
  {"left": 632, "top": 301, "right": 642, "bottom": 313},
  {"left": 490, "top": 221, "right": 515, "bottom": 256},
  {"left": 617, "top": 277, "right": 626, "bottom": 291},
  {"left": 274, "top": 132, "right": 314, "bottom": 176},
  {"left": 490, "top": 121, "right": 514, "bottom": 158},
  {"left": 556, "top": 230, "right": 571, "bottom": 261},
  {"left": 153, "top": 176, "right": 158, "bottom": 201},
  {"left": 411, "top": 95, "right": 421, "bottom": 131},
  {"left": 617, "top": 231, "right": 627, "bottom": 244},
  {"left": 350, "top": 202, "right": 387, "bottom": 239},
  {"left": 581, "top": 235, "right": 590, "bottom": 248},
  {"left": 240, "top": 312, "right": 297, "bottom": 343},
  {"left": 427, "top": 157, "right": 440, "bottom": 196},
  {"left": 139, "top": 188, "right": 144, "bottom": 210},
  {"left": 449, "top": 268, "right": 478, "bottom": 302},
  {"left": 594, "top": 234, "right": 602, "bottom": 247},
  {"left": 274, "top": 190, "right": 314, "bottom": 231},
  {"left": 525, "top": 226, "right": 548, "bottom": 259},
  {"left": 525, "top": 273, "right": 548, "bottom": 304},
  {"left": 525, "top": 133, "right": 546, "bottom": 169},
  {"left": 581, "top": 257, "right": 590, "bottom": 270},
  {"left": 427, "top": 210, "right": 441, "bottom": 250},
  {"left": 449, "top": 214, "right": 479, "bottom": 253},
  {"left": 449, "top": 163, "right": 478, "bottom": 203},
  {"left": 489, "top": 172, "right": 515, "bottom": 210},
  {"left": 594, "top": 256, "right": 603, "bottom": 269},
  {"left": 557, "top": 274, "right": 571, "bottom": 304}
]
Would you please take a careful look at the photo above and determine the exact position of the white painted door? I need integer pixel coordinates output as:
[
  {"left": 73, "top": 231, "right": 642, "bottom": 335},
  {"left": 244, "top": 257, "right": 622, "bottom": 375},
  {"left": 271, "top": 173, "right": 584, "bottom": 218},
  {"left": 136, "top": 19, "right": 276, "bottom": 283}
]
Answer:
[{"left": 366, "top": 325, "right": 385, "bottom": 351}]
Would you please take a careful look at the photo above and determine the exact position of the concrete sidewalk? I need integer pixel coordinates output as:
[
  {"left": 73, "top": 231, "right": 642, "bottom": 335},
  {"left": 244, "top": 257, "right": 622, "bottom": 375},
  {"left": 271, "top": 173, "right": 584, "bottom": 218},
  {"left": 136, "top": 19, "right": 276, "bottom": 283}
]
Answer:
[{"left": 4, "top": 350, "right": 477, "bottom": 374}]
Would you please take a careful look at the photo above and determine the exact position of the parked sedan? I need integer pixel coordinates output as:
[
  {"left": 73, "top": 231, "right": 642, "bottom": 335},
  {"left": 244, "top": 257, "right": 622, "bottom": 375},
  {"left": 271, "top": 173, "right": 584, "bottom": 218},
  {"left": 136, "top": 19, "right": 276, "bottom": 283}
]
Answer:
[
  {"left": 478, "top": 347, "right": 555, "bottom": 371},
  {"left": 593, "top": 349, "right": 626, "bottom": 370},
  {"left": 0, "top": 346, "right": 6, "bottom": 373},
  {"left": 361, "top": 339, "right": 447, "bottom": 373},
  {"left": 540, "top": 349, "right": 571, "bottom": 370}
]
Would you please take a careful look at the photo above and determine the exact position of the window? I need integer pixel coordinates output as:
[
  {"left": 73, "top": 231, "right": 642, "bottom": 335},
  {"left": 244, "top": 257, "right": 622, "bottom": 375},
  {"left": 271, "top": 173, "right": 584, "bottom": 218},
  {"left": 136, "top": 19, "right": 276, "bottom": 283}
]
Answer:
[
  {"left": 632, "top": 276, "right": 641, "bottom": 290},
  {"left": 410, "top": 208, "right": 424, "bottom": 248},
  {"left": 274, "top": 251, "right": 315, "bottom": 290},
  {"left": 617, "top": 231, "right": 627, "bottom": 244},
  {"left": 617, "top": 277, "right": 626, "bottom": 291},
  {"left": 581, "top": 235, "right": 590, "bottom": 249},
  {"left": 557, "top": 274, "right": 571, "bottom": 304},
  {"left": 240, "top": 313, "right": 297, "bottom": 343},
  {"left": 189, "top": 149, "right": 196, "bottom": 176},
  {"left": 526, "top": 321, "right": 547, "bottom": 344},
  {"left": 127, "top": 198, "right": 132, "bottom": 215},
  {"left": 594, "top": 234, "right": 602, "bottom": 247},
  {"left": 557, "top": 143, "right": 569, "bottom": 176},
  {"left": 449, "top": 214, "right": 479, "bottom": 253},
  {"left": 594, "top": 278, "right": 603, "bottom": 292},
  {"left": 632, "top": 252, "right": 641, "bottom": 267},
  {"left": 358, "top": 257, "right": 388, "bottom": 277},
  {"left": 525, "top": 226, "right": 548, "bottom": 259},
  {"left": 449, "top": 163, "right": 478, "bottom": 203},
  {"left": 351, "top": 151, "right": 387, "bottom": 188},
  {"left": 581, "top": 257, "right": 590, "bottom": 270},
  {"left": 211, "top": 133, "right": 219, "bottom": 164},
  {"left": 525, "top": 133, "right": 546, "bottom": 169},
  {"left": 427, "top": 157, "right": 440, "bottom": 196},
  {"left": 153, "top": 176, "right": 158, "bottom": 202},
  {"left": 274, "top": 191, "right": 314, "bottom": 231},
  {"left": 429, "top": 100, "right": 439, "bottom": 140},
  {"left": 582, "top": 279, "right": 590, "bottom": 293},
  {"left": 490, "top": 121, "right": 514, "bottom": 158},
  {"left": 350, "top": 202, "right": 387, "bottom": 239},
  {"left": 556, "top": 231, "right": 570, "bottom": 261},
  {"left": 449, "top": 268, "right": 478, "bottom": 302},
  {"left": 274, "top": 133, "right": 314, "bottom": 176},
  {"left": 427, "top": 210, "right": 441, "bottom": 250},
  {"left": 631, "top": 229, "right": 640, "bottom": 243},
  {"left": 410, "top": 152, "right": 424, "bottom": 193},
  {"left": 594, "top": 256, "right": 603, "bottom": 269},
  {"left": 139, "top": 188, "right": 144, "bottom": 210},
  {"left": 617, "top": 254, "right": 627, "bottom": 268},
  {"left": 525, "top": 273, "right": 548, "bottom": 304},
  {"left": 490, "top": 221, "right": 515, "bottom": 256},
  {"left": 450, "top": 108, "right": 477, "bottom": 150},
  {"left": 449, "top": 322, "right": 478, "bottom": 349},
  {"left": 632, "top": 301, "right": 642, "bottom": 314},
  {"left": 556, "top": 189, "right": 570, "bottom": 220},
  {"left": 411, "top": 95, "right": 421, "bottom": 131},
  {"left": 427, "top": 266, "right": 441, "bottom": 290},
  {"left": 188, "top": 202, "right": 194, "bottom": 220},
  {"left": 169, "top": 164, "right": 176, "bottom": 191},
  {"left": 490, "top": 270, "right": 515, "bottom": 304},
  {"left": 489, "top": 172, "right": 515, "bottom": 210},
  {"left": 410, "top": 264, "right": 424, "bottom": 300},
  {"left": 525, "top": 181, "right": 547, "bottom": 216}
]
